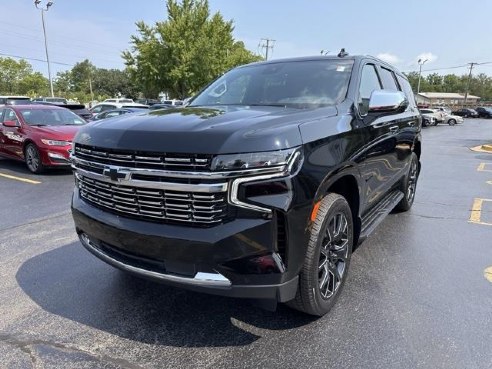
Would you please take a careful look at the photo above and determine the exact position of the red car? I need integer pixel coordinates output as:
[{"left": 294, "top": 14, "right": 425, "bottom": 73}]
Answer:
[{"left": 0, "top": 104, "right": 86, "bottom": 173}]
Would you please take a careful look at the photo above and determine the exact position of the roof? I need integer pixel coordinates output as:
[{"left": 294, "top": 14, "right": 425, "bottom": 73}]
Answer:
[
  {"left": 418, "top": 92, "right": 480, "bottom": 99},
  {"left": 10, "top": 104, "right": 66, "bottom": 110}
]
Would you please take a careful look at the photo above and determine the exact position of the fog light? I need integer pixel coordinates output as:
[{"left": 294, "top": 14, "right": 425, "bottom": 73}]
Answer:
[{"left": 47, "top": 152, "right": 67, "bottom": 160}]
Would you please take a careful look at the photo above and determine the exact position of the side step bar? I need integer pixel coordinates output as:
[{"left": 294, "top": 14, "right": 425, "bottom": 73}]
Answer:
[{"left": 359, "top": 190, "right": 404, "bottom": 242}]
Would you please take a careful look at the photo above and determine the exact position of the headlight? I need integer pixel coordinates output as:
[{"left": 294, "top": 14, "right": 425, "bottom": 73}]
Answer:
[
  {"left": 41, "top": 139, "right": 71, "bottom": 146},
  {"left": 227, "top": 148, "right": 303, "bottom": 213},
  {"left": 211, "top": 148, "right": 299, "bottom": 171}
]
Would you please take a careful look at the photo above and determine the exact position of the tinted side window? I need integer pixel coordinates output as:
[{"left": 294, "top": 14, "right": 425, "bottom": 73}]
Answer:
[
  {"left": 3, "top": 109, "right": 19, "bottom": 124},
  {"left": 380, "top": 67, "right": 399, "bottom": 91},
  {"left": 91, "top": 105, "right": 103, "bottom": 113},
  {"left": 100, "top": 105, "right": 115, "bottom": 112},
  {"left": 397, "top": 75, "right": 417, "bottom": 109},
  {"left": 358, "top": 64, "right": 381, "bottom": 115}
]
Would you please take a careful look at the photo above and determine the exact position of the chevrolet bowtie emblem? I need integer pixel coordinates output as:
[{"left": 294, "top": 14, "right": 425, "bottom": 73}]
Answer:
[{"left": 103, "top": 167, "right": 130, "bottom": 182}]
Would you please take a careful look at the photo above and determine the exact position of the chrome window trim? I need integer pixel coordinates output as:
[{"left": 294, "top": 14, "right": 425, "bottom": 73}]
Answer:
[{"left": 79, "top": 233, "right": 231, "bottom": 287}]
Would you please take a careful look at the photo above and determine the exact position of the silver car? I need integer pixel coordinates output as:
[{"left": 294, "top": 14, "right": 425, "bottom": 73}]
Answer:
[{"left": 441, "top": 113, "right": 464, "bottom": 126}]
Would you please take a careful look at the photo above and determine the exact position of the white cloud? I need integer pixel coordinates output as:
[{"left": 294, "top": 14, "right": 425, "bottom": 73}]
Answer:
[
  {"left": 416, "top": 52, "right": 438, "bottom": 64},
  {"left": 377, "top": 53, "right": 401, "bottom": 65}
]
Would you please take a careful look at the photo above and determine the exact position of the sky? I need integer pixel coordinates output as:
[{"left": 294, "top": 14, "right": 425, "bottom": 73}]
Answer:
[{"left": 1, "top": 0, "right": 492, "bottom": 79}]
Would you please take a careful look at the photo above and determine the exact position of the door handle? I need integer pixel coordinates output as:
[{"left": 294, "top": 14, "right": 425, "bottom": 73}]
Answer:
[
  {"left": 408, "top": 121, "right": 416, "bottom": 127},
  {"left": 389, "top": 125, "right": 399, "bottom": 133}
]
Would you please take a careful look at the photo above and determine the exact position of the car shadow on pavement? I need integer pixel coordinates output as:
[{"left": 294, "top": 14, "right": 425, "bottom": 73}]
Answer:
[
  {"left": 0, "top": 157, "right": 71, "bottom": 176},
  {"left": 16, "top": 242, "right": 316, "bottom": 347}
]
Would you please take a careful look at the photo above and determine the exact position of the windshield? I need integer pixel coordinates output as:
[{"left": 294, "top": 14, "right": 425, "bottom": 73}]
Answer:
[
  {"left": 19, "top": 108, "right": 86, "bottom": 126},
  {"left": 7, "top": 98, "right": 31, "bottom": 105},
  {"left": 190, "top": 59, "right": 354, "bottom": 109}
]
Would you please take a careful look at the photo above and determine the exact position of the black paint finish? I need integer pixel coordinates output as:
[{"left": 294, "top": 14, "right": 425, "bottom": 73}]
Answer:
[{"left": 72, "top": 55, "right": 422, "bottom": 302}]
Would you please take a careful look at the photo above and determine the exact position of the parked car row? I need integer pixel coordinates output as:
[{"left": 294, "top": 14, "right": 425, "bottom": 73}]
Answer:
[
  {"left": 451, "top": 107, "right": 492, "bottom": 118},
  {"left": 419, "top": 108, "right": 464, "bottom": 127}
]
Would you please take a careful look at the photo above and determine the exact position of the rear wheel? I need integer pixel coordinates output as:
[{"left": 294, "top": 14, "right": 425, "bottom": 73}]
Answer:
[
  {"left": 25, "top": 143, "right": 44, "bottom": 174},
  {"left": 396, "top": 152, "right": 419, "bottom": 212},
  {"left": 287, "top": 193, "right": 353, "bottom": 316},
  {"left": 448, "top": 119, "right": 456, "bottom": 126}
]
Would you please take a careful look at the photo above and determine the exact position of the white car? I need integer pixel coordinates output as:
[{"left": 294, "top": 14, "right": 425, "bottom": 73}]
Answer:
[
  {"left": 90, "top": 102, "right": 149, "bottom": 116},
  {"left": 103, "top": 98, "right": 135, "bottom": 104},
  {"left": 442, "top": 113, "right": 464, "bottom": 126}
]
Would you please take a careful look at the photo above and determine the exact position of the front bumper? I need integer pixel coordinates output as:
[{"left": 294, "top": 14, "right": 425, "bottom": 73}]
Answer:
[
  {"left": 40, "top": 146, "right": 71, "bottom": 167},
  {"left": 72, "top": 190, "right": 299, "bottom": 302}
]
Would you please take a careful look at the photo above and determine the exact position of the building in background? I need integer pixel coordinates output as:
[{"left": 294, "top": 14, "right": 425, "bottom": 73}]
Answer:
[{"left": 416, "top": 92, "right": 480, "bottom": 107}]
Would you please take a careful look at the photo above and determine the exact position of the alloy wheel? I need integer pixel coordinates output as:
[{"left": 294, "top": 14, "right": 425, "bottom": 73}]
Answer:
[
  {"left": 26, "top": 145, "right": 40, "bottom": 172},
  {"left": 406, "top": 158, "right": 418, "bottom": 203},
  {"left": 318, "top": 212, "right": 349, "bottom": 299}
]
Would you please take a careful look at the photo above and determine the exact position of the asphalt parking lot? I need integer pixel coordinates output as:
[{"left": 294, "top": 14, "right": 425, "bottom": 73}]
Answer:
[{"left": 1, "top": 119, "right": 491, "bottom": 369}]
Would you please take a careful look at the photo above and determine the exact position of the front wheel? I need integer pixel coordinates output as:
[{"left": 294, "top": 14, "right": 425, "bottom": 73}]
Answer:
[
  {"left": 448, "top": 119, "right": 456, "bottom": 126},
  {"left": 395, "top": 152, "right": 419, "bottom": 212},
  {"left": 25, "top": 143, "right": 45, "bottom": 174},
  {"left": 287, "top": 193, "right": 353, "bottom": 316}
]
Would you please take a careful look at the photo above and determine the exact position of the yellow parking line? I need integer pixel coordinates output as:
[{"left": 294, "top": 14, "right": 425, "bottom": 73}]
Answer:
[
  {"left": 477, "top": 163, "right": 492, "bottom": 172},
  {"left": 469, "top": 198, "right": 492, "bottom": 226},
  {"left": 484, "top": 267, "right": 492, "bottom": 283},
  {"left": 0, "top": 173, "right": 41, "bottom": 184}
]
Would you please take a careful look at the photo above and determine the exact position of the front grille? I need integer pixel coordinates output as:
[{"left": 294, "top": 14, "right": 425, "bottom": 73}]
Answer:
[
  {"left": 77, "top": 175, "right": 228, "bottom": 226},
  {"left": 74, "top": 144, "right": 212, "bottom": 171}
]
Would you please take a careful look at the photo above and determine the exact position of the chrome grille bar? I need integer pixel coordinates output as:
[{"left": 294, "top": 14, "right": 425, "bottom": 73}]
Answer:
[{"left": 77, "top": 175, "right": 228, "bottom": 225}]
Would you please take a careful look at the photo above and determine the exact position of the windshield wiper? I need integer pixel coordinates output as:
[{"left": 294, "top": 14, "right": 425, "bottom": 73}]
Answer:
[
  {"left": 247, "top": 103, "right": 288, "bottom": 108},
  {"left": 30, "top": 124, "right": 48, "bottom": 126}
]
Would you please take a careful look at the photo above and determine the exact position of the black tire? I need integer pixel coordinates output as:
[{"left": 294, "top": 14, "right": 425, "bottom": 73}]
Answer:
[
  {"left": 287, "top": 193, "right": 353, "bottom": 316},
  {"left": 24, "top": 143, "right": 45, "bottom": 174},
  {"left": 395, "top": 152, "right": 419, "bottom": 212},
  {"left": 448, "top": 119, "right": 456, "bottom": 126},
  {"left": 433, "top": 120, "right": 438, "bottom": 126}
]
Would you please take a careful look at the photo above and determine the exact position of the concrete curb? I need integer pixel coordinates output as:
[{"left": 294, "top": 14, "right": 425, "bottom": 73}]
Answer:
[{"left": 470, "top": 144, "right": 492, "bottom": 153}]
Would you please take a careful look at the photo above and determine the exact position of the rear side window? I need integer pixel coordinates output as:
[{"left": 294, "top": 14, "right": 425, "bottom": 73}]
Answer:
[
  {"left": 358, "top": 64, "right": 381, "bottom": 115},
  {"left": 397, "top": 75, "right": 417, "bottom": 109},
  {"left": 379, "top": 67, "right": 399, "bottom": 91}
]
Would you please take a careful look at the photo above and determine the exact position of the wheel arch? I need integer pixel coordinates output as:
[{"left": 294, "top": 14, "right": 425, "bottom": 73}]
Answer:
[{"left": 313, "top": 169, "right": 363, "bottom": 249}]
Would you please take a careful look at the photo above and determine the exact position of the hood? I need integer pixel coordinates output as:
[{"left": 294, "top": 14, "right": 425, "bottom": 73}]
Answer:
[
  {"left": 31, "top": 125, "right": 82, "bottom": 140},
  {"left": 74, "top": 106, "right": 338, "bottom": 154}
]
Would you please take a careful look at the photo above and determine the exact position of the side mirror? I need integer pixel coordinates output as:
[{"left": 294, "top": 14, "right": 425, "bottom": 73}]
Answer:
[
  {"left": 2, "top": 120, "right": 18, "bottom": 127},
  {"left": 368, "top": 90, "right": 408, "bottom": 114}
]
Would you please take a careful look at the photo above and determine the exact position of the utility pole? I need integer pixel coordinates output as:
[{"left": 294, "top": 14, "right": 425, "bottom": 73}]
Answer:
[
  {"left": 417, "top": 58, "right": 428, "bottom": 95},
  {"left": 463, "top": 62, "right": 477, "bottom": 107},
  {"left": 259, "top": 38, "right": 275, "bottom": 60},
  {"left": 34, "top": 0, "right": 54, "bottom": 97}
]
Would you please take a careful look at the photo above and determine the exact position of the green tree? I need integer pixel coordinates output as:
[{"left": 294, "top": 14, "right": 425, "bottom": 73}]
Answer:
[
  {"left": 0, "top": 57, "right": 33, "bottom": 94},
  {"left": 18, "top": 72, "right": 49, "bottom": 96},
  {"left": 71, "top": 59, "right": 97, "bottom": 96},
  {"left": 123, "top": 0, "right": 262, "bottom": 99},
  {"left": 54, "top": 70, "right": 73, "bottom": 96},
  {"left": 92, "top": 68, "right": 139, "bottom": 99}
]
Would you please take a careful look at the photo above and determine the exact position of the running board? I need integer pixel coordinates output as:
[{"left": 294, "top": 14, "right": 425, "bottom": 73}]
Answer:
[{"left": 359, "top": 190, "right": 404, "bottom": 241}]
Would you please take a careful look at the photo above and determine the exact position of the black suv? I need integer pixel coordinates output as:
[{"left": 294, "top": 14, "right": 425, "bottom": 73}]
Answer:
[
  {"left": 476, "top": 107, "right": 492, "bottom": 118},
  {"left": 71, "top": 55, "right": 422, "bottom": 316}
]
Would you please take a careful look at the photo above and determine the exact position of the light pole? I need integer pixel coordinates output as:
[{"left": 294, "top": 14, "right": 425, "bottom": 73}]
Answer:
[
  {"left": 34, "top": 0, "right": 54, "bottom": 97},
  {"left": 417, "top": 58, "right": 428, "bottom": 95}
]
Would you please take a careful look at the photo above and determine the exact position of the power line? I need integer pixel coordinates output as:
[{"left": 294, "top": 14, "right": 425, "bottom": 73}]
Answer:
[
  {"left": 403, "top": 61, "right": 492, "bottom": 74},
  {"left": 0, "top": 52, "right": 73, "bottom": 66}
]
